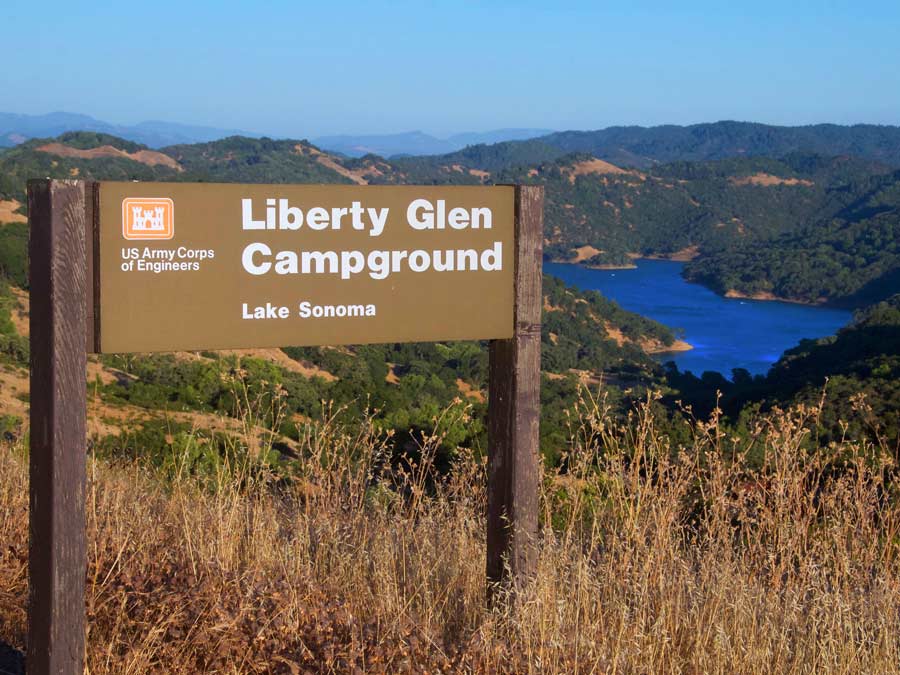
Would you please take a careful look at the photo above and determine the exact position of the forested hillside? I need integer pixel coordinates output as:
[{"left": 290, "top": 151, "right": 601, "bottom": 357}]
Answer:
[
  {"left": 536, "top": 121, "right": 900, "bottom": 168},
  {"left": 2, "top": 128, "right": 899, "bottom": 453},
  {"left": 373, "top": 146, "right": 900, "bottom": 306},
  {"left": 681, "top": 165, "right": 900, "bottom": 304},
  {"left": 0, "top": 133, "right": 689, "bottom": 463},
  {"left": 3, "top": 130, "right": 898, "bottom": 309}
]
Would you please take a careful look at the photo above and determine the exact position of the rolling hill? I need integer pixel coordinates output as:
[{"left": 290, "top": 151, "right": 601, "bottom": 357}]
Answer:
[
  {"left": 0, "top": 111, "right": 262, "bottom": 149},
  {"left": 1, "top": 126, "right": 900, "bottom": 453},
  {"left": 3, "top": 130, "right": 900, "bottom": 307}
]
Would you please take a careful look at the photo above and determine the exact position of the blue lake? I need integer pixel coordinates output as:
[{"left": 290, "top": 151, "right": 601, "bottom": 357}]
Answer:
[{"left": 544, "top": 259, "right": 853, "bottom": 377}]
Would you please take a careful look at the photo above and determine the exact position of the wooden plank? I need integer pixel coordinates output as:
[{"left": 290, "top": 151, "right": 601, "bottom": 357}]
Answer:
[
  {"left": 85, "top": 181, "right": 100, "bottom": 353},
  {"left": 487, "top": 184, "right": 544, "bottom": 588},
  {"left": 27, "top": 179, "right": 88, "bottom": 675}
]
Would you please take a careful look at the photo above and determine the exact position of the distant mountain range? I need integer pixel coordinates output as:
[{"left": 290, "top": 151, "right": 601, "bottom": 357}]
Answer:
[
  {"left": 312, "top": 128, "right": 554, "bottom": 158},
  {"left": 0, "top": 112, "right": 553, "bottom": 156},
  {"left": 536, "top": 121, "right": 900, "bottom": 168},
  {"left": 5, "top": 113, "right": 900, "bottom": 167},
  {"left": 0, "top": 112, "right": 262, "bottom": 149}
]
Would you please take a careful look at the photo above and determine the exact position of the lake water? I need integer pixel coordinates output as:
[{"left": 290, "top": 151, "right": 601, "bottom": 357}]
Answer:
[{"left": 544, "top": 259, "right": 853, "bottom": 377}]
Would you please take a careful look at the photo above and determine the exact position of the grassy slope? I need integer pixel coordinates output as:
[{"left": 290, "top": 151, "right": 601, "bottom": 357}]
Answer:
[{"left": 3, "top": 392, "right": 900, "bottom": 673}]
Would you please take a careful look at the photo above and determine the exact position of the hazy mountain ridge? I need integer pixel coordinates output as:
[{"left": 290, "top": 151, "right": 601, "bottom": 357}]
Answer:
[
  {"left": 312, "top": 128, "right": 554, "bottom": 158},
  {"left": 539, "top": 121, "right": 900, "bottom": 168},
  {"left": 309, "top": 121, "right": 900, "bottom": 167},
  {"left": 0, "top": 112, "right": 262, "bottom": 149},
  {"left": 0, "top": 112, "right": 553, "bottom": 157},
  {"left": 7, "top": 114, "right": 900, "bottom": 167}
]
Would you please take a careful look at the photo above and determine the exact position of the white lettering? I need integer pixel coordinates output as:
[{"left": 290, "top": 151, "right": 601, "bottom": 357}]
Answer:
[
  {"left": 341, "top": 251, "right": 365, "bottom": 279},
  {"left": 242, "top": 243, "right": 271, "bottom": 275},
  {"left": 242, "top": 199, "right": 266, "bottom": 230},
  {"left": 306, "top": 207, "right": 330, "bottom": 230},
  {"left": 367, "top": 207, "right": 389, "bottom": 236},
  {"left": 407, "top": 198, "right": 433, "bottom": 230},
  {"left": 278, "top": 199, "right": 303, "bottom": 230},
  {"left": 301, "top": 250, "right": 338, "bottom": 274},
  {"left": 408, "top": 250, "right": 430, "bottom": 272}
]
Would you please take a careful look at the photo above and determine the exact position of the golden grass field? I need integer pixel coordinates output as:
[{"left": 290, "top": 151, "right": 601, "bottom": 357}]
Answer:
[{"left": 2, "top": 389, "right": 900, "bottom": 673}]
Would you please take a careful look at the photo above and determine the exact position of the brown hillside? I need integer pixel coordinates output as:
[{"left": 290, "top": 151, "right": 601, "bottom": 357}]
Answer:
[
  {"left": 563, "top": 158, "right": 632, "bottom": 184},
  {"left": 730, "top": 173, "right": 814, "bottom": 187},
  {"left": 0, "top": 199, "right": 26, "bottom": 223},
  {"left": 293, "top": 143, "right": 392, "bottom": 185},
  {"left": 36, "top": 143, "right": 183, "bottom": 171}
]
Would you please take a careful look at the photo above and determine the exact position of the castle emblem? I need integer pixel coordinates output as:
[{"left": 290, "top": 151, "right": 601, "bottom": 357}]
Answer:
[{"left": 122, "top": 198, "right": 174, "bottom": 240}]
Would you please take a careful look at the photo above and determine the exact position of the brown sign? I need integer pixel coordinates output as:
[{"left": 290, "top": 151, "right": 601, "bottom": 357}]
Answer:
[{"left": 96, "top": 182, "right": 515, "bottom": 352}]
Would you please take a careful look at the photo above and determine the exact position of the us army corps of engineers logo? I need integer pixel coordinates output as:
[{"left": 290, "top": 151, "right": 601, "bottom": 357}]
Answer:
[{"left": 122, "top": 197, "right": 174, "bottom": 240}]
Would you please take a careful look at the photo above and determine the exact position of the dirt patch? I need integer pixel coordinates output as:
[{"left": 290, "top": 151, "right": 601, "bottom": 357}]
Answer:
[
  {"left": 0, "top": 356, "right": 297, "bottom": 453},
  {"left": 543, "top": 296, "right": 564, "bottom": 312},
  {"left": 643, "top": 245, "right": 700, "bottom": 262},
  {"left": 667, "top": 245, "right": 700, "bottom": 262},
  {"left": 170, "top": 351, "right": 214, "bottom": 363},
  {"left": 316, "top": 154, "right": 368, "bottom": 185},
  {"left": 605, "top": 321, "right": 693, "bottom": 354},
  {"left": 455, "top": 378, "right": 485, "bottom": 403},
  {"left": 563, "top": 159, "right": 633, "bottom": 184},
  {"left": 570, "top": 245, "right": 602, "bottom": 263},
  {"left": 221, "top": 349, "right": 338, "bottom": 381},
  {"left": 355, "top": 162, "right": 388, "bottom": 180},
  {"left": 385, "top": 363, "right": 400, "bottom": 385},
  {"left": 724, "top": 289, "right": 825, "bottom": 305},
  {"left": 36, "top": 143, "right": 182, "bottom": 171},
  {"left": 0, "top": 368, "right": 28, "bottom": 419},
  {"left": 641, "top": 338, "right": 693, "bottom": 354},
  {"left": 85, "top": 398, "right": 298, "bottom": 455},
  {"left": 730, "top": 173, "right": 814, "bottom": 187},
  {"left": 86, "top": 360, "right": 119, "bottom": 385},
  {"left": 468, "top": 169, "right": 490, "bottom": 181},
  {"left": 296, "top": 144, "right": 380, "bottom": 185},
  {"left": 0, "top": 200, "right": 26, "bottom": 224},
  {"left": 604, "top": 323, "right": 626, "bottom": 347},
  {"left": 1, "top": 361, "right": 126, "bottom": 429}
]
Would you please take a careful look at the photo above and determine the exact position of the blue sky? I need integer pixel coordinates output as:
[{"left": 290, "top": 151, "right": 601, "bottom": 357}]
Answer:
[{"left": 5, "top": 0, "right": 899, "bottom": 137}]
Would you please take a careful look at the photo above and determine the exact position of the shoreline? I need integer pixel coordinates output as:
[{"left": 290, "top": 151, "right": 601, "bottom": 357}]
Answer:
[
  {"left": 548, "top": 245, "right": 699, "bottom": 269},
  {"left": 585, "top": 262, "right": 637, "bottom": 270},
  {"left": 723, "top": 289, "right": 828, "bottom": 307},
  {"left": 638, "top": 245, "right": 701, "bottom": 262},
  {"left": 546, "top": 257, "right": 637, "bottom": 270},
  {"left": 644, "top": 338, "right": 694, "bottom": 354},
  {"left": 548, "top": 256, "right": 838, "bottom": 308}
]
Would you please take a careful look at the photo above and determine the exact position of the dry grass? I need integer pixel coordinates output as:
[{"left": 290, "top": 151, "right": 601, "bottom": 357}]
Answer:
[
  {"left": 35, "top": 143, "right": 183, "bottom": 171},
  {"left": 2, "top": 388, "right": 900, "bottom": 673}
]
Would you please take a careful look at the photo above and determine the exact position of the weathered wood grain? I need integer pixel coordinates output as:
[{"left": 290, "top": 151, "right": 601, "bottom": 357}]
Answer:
[
  {"left": 27, "top": 179, "right": 88, "bottom": 675},
  {"left": 85, "top": 181, "right": 100, "bottom": 353},
  {"left": 487, "top": 184, "right": 544, "bottom": 589}
]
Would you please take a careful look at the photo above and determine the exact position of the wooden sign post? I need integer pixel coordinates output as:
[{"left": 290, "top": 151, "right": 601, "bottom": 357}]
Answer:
[
  {"left": 25, "top": 179, "right": 542, "bottom": 673},
  {"left": 27, "top": 179, "right": 89, "bottom": 675},
  {"left": 487, "top": 185, "right": 543, "bottom": 587}
]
